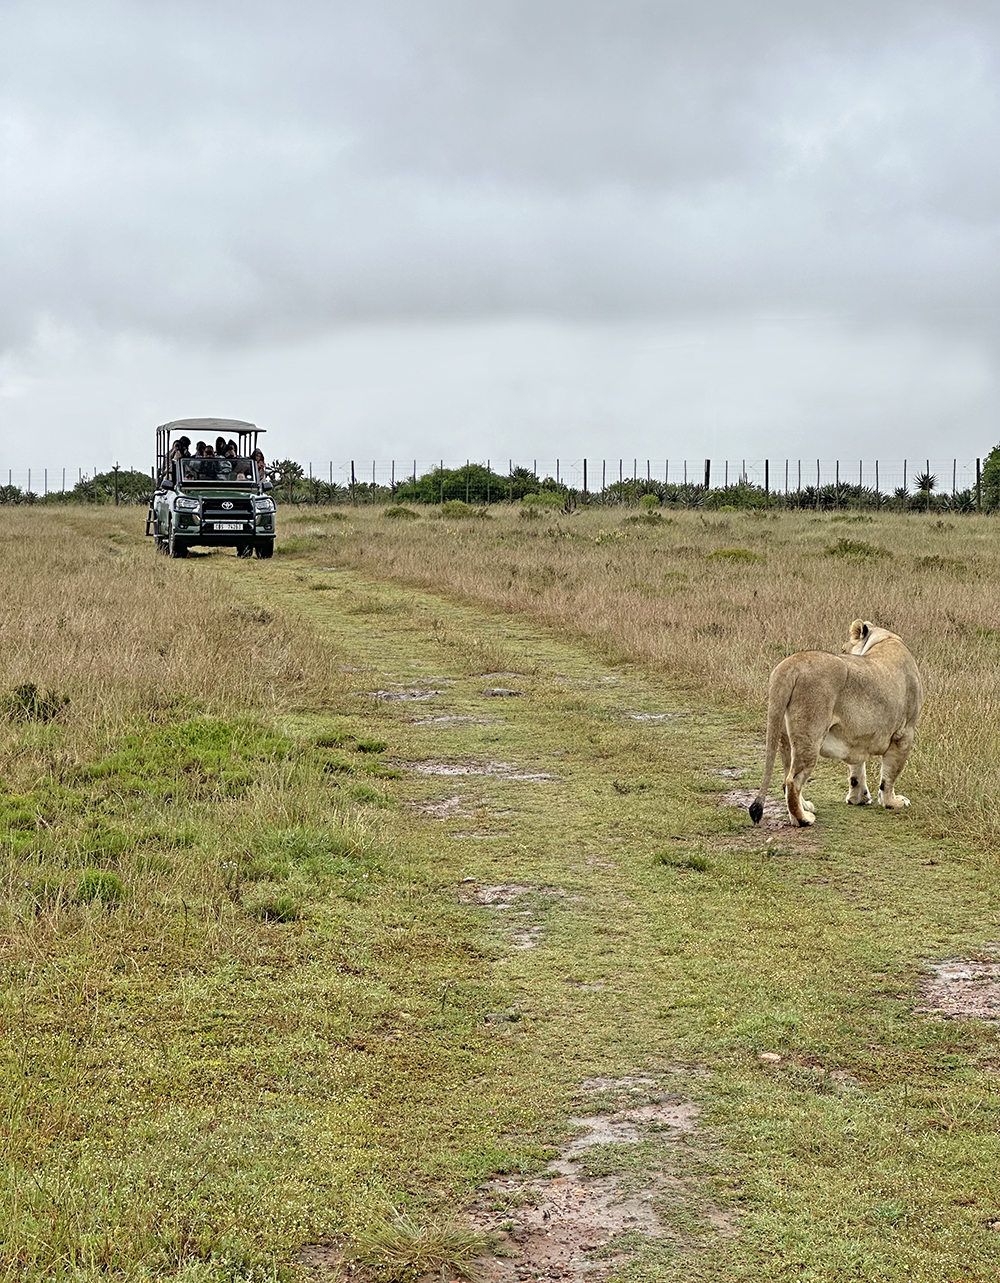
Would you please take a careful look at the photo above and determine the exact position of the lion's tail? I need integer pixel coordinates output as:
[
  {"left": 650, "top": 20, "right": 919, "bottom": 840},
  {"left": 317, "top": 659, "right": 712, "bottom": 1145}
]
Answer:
[{"left": 749, "top": 663, "right": 795, "bottom": 825}]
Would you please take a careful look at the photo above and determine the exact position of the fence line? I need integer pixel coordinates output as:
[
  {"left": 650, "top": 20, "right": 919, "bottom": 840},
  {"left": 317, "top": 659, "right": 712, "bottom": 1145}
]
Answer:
[{"left": 0, "top": 458, "right": 988, "bottom": 505}]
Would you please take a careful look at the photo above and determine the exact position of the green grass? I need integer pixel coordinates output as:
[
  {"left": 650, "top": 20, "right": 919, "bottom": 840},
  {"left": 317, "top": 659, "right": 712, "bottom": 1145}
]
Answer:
[{"left": 6, "top": 512, "right": 1000, "bottom": 1280}]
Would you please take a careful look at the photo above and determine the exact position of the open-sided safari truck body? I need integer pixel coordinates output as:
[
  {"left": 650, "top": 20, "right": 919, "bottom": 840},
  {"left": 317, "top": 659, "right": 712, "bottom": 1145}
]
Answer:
[{"left": 146, "top": 418, "right": 276, "bottom": 558}]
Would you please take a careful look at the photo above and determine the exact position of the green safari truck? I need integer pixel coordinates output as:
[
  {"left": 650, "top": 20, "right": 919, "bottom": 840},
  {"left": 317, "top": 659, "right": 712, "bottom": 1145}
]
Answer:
[{"left": 146, "top": 418, "right": 276, "bottom": 559}]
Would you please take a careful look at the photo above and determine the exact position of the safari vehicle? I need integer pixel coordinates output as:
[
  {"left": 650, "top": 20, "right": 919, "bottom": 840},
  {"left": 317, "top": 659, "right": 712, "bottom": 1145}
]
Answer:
[{"left": 146, "top": 418, "right": 276, "bottom": 558}]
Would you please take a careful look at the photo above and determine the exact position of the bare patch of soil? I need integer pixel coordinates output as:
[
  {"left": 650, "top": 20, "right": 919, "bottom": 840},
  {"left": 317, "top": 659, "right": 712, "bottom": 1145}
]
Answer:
[
  {"left": 410, "top": 714, "right": 504, "bottom": 725},
  {"left": 406, "top": 795, "right": 471, "bottom": 819},
  {"left": 460, "top": 884, "right": 566, "bottom": 951},
  {"left": 357, "top": 688, "right": 448, "bottom": 701},
  {"left": 397, "top": 759, "right": 556, "bottom": 781},
  {"left": 719, "top": 787, "right": 788, "bottom": 827},
  {"left": 917, "top": 955, "right": 1000, "bottom": 1020},
  {"left": 467, "top": 1080, "right": 736, "bottom": 1283},
  {"left": 713, "top": 767, "right": 747, "bottom": 779},
  {"left": 470, "top": 884, "right": 536, "bottom": 905},
  {"left": 481, "top": 687, "right": 523, "bottom": 697}
]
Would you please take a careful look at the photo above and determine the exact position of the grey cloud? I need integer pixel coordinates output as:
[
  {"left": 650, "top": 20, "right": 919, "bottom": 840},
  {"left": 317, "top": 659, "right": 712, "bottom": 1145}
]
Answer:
[{"left": 3, "top": 0, "right": 1000, "bottom": 352}]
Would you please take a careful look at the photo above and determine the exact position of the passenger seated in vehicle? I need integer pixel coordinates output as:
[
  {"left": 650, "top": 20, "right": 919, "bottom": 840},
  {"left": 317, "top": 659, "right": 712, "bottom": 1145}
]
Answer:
[
  {"left": 225, "top": 440, "right": 238, "bottom": 458},
  {"left": 160, "top": 436, "right": 192, "bottom": 482},
  {"left": 194, "top": 441, "right": 207, "bottom": 457},
  {"left": 251, "top": 448, "right": 267, "bottom": 475},
  {"left": 215, "top": 436, "right": 228, "bottom": 457}
]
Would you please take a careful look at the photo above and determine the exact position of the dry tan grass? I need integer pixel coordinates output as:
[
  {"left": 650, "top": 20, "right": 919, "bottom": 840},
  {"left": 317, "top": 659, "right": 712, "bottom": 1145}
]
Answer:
[
  {"left": 300, "top": 504, "right": 1000, "bottom": 850},
  {"left": 0, "top": 507, "right": 337, "bottom": 784}
]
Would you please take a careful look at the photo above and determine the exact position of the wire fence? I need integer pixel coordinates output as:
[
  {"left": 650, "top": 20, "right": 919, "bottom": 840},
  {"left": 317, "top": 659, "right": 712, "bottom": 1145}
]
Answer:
[{"left": 0, "top": 457, "right": 988, "bottom": 506}]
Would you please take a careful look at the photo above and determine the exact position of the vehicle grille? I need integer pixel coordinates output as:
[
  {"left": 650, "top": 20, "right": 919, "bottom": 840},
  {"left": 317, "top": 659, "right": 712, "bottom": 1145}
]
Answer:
[{"left": 202, "top": 496, "right": 254, "bottom": 529}]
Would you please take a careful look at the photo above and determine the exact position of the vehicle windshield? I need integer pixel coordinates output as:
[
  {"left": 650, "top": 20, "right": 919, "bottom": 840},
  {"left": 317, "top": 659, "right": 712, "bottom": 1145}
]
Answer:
[{"left": 178, "top": 458, "right": 256, "bottom": 483}]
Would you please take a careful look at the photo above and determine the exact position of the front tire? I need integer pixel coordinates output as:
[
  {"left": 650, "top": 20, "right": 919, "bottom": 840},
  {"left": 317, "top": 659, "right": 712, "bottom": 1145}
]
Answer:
[
  {"left": 236, "top": 543, "right": 254, "bottom": 558},
  {"left": 255, "top": 539, "right": 274, "bottom": 559},
  {"left": 168, "top": 522, "right": 189, "bottom": 558}
]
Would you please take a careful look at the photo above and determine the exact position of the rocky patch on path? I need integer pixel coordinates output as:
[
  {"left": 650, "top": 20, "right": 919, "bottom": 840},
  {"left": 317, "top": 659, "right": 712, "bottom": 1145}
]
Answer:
[
  {"left": 467, "top": 1076, "right": 736, "bottom": 1283},
  {"left": 396, "top": 759, "right": 556, "bottom": 782},
  {"left": 917, "top": 955, "right": 1000, "bottom": 1020}
]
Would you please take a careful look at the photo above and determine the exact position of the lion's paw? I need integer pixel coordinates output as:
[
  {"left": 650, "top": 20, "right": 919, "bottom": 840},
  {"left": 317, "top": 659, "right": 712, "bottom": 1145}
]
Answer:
[{"left": 791, "top": 810, "right": 816, "bottom": 826}]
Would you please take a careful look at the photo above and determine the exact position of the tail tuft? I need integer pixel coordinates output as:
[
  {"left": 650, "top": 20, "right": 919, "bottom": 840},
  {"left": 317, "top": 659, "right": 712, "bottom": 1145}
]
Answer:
[{"left": 748, "top": 798, "right": 764, "bottom": 825}]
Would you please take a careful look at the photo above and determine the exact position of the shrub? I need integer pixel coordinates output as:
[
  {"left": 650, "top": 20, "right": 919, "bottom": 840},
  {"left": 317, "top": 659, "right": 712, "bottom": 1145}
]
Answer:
[
  {"left": 383, "top": 506, "right": 419, "bottom": 520},
  {"left": 826, "top": 538, "right": 891, "bottom": 560},
  {"left": 521, "top": 491, "right": 563, "bottom": 508},
  {"left": 440, "top": 500, "right": 489, "bottom": 519}
]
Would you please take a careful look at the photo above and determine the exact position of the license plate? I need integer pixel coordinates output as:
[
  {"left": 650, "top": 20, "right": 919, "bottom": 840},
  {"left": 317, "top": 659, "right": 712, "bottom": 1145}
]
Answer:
[{"left": 213, "top": 522, "right": 245, "bottom": 531}]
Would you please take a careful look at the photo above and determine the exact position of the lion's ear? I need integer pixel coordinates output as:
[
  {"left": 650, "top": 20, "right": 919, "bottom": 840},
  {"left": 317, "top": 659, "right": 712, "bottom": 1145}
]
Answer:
[{"left": 849, "top": 619, "right": 868, "bottom": 643}]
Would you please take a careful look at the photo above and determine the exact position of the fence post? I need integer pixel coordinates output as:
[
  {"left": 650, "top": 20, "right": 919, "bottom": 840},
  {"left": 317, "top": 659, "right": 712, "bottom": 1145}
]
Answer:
[
  {"left": 350, "top": 460, "right": 356, "bottom": 506},
  {"left": 704, "top": 459, "right": 711, "bottom": 490},
  {"left": 977, "top": 458, "right": 982, "bottom": 510},
  {"left": 602, "top": 460, "right": 606, "bottom": 494},
  {"left": 486, "top": 460, "right": 490, "bottom": 506},
  {"left": 583, "top": 458, "right": 588, "bottom": 496},
  {"left": 875, "top": 460, "right": 879, "bottom": 508},
  {"left": 764, "top": 460, "right": 769, "bottom": 497},
  {"left": 903, "top": 459, "right": 907, "bottom": 492},
  {"left": 815, "top": 460, "right": 820, "bottom": 510},
  {"left": 440, "top": 460, "right": 444, "bottom": 503},
  {"left": 952, "top": 459, "right": 956, "bottom": 497},
  {"left": 113, "top": 463, "right": 119, "bottom": 506}
]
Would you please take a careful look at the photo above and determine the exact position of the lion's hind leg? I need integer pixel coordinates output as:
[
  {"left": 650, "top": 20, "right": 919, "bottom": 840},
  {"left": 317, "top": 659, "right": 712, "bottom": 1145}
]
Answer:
[
  {"left": 784, "top": 747, "right": 819, "bottom": 827},
  {"left": 846, "top": 762, "right": 872, "bottom": 806},
  {"left": 879, "top": 738, "right": 913, "bottom": 810}
]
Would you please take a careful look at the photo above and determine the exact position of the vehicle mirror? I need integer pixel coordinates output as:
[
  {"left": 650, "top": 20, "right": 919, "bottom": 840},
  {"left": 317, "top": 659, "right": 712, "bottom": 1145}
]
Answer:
[{"left": 262, "top": 478, "right": 273, "bottom": 492}]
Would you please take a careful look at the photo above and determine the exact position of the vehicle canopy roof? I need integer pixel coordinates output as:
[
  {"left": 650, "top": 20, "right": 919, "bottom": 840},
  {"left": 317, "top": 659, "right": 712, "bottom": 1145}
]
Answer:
[
  {"left": 156, "top": 418, "right": 267, "bottom": 477},
  {"left": 159, "top": 418, "right": 260, "bottom": 435}
]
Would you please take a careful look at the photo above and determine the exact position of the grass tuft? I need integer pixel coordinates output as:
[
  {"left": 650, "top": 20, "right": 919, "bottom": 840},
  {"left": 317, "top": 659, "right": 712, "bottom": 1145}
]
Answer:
[
  {"left": 2, "top": 682, "right": 70, "bottom": 722},
  {"left": 76, "top": 868, "right": 125, "bottom": 903},
  {"left": 347, "top": 1209, "right": 489, "bottom": 1283}
]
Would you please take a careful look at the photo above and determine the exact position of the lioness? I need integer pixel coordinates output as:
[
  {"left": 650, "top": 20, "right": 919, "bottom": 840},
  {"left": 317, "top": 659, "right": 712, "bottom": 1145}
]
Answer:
[{"left": 749, "top": 619, "right": 922, "bottom": 827}]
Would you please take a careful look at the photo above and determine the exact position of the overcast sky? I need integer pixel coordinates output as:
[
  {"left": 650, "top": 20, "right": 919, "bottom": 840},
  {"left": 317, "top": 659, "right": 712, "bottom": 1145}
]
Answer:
[{"left": 2, "top": 0, "right": 999, "bottom": 477}]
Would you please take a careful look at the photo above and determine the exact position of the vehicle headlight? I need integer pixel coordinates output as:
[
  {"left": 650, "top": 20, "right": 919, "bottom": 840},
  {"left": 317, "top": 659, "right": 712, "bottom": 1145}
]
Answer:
[
  {"left": 253, "top": 497, "right": 275, "bottom": 512},
  {"left": 175, "top": 497, "right": 200, "bottom": 511}
]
